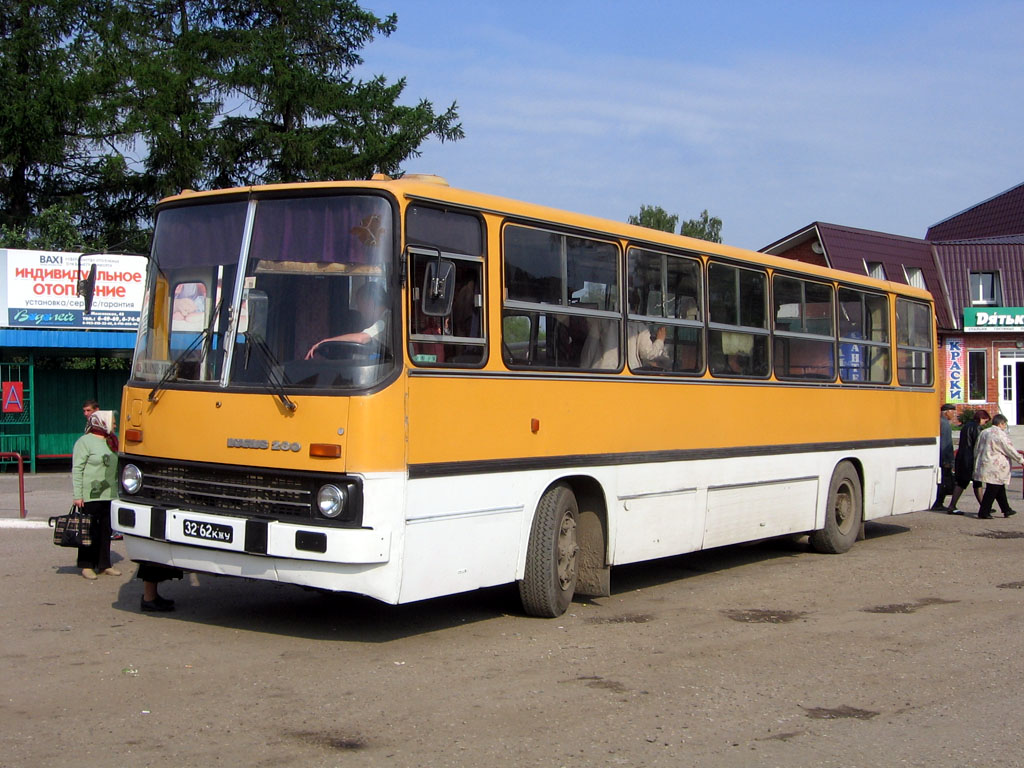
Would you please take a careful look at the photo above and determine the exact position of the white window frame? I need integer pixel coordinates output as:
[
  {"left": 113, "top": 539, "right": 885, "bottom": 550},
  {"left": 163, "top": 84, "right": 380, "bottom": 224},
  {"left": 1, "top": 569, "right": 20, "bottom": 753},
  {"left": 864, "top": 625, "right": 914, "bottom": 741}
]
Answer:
[
  {"left": 904, "top": 266, "right": 926, "bottom": 290},
  {"left": 967, "top": 348, "right": 987, "bottom": 404},
  {"left": 969, "top": 271, "right": 1000, "bottom": 306}
]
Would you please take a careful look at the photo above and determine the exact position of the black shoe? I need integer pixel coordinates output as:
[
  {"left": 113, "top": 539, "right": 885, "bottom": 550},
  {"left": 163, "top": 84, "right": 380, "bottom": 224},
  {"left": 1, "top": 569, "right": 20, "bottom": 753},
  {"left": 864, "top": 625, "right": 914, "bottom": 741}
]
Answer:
[
  {"left": 978, "top": 512, "right": 993, "bottom": 519},
  {"left": 141, "top": 596, "right": 175, "bottom": 612},
  {"left": 1004, "top": 509, "right": 1017, "bottom": 518}
]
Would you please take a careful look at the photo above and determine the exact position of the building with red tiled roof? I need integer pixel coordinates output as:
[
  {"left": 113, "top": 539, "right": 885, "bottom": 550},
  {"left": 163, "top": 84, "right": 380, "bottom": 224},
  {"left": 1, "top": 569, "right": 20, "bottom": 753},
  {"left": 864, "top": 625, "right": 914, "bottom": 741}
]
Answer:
[
  {"left": 926, "top": 182, "right": 1024, "bottom": 241},
  {"left": 761, "top": 223, "right": 953, "bottom": 329},
  {"left": 764, "top": 183, "right": 1024, "bottom": 424}
]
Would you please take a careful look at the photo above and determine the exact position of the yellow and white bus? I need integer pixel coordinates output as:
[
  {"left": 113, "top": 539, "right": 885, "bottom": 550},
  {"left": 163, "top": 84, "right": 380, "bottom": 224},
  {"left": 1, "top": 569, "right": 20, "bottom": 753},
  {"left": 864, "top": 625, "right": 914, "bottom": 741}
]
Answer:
[{"left": 113, "top": 175, "right": 938, "bottom": 616}]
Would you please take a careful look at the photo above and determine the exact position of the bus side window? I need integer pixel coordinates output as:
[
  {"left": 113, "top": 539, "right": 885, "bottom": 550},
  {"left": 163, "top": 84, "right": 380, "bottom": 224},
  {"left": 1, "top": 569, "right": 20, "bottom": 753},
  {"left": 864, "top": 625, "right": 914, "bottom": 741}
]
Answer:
[
  {"left": 896, "top": 298, "right": 934, "bottom": 386},
  {"left": 839, "top": 287, "right": 890, "bottom": 383},
  {"left": 503, "top": 314, "right": 533, "bottom": 364},
  {"left": 406, "top": 204, "right": 487, "bottom": 368},
  {"left": 626, "top": 246, "right": 704, "bottom": 375},
  {"left": 773, "top": 275, "right": 836, "bottom": 381},
  {"left": 408, "top": 252, "right": 486, "bottom": 367},
  {"left": 503, "top": 224, "right": 620, "bottom": 371},
  {"left": 707, "top": 261, "right": 769, "bottom": 378}
]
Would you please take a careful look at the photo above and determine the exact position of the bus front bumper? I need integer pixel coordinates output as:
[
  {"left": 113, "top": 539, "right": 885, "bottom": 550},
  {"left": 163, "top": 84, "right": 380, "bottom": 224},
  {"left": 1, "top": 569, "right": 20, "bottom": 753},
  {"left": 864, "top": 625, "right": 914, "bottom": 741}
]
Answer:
[{"left": 111, "top": 502, "right": 390, "bottom": 565}]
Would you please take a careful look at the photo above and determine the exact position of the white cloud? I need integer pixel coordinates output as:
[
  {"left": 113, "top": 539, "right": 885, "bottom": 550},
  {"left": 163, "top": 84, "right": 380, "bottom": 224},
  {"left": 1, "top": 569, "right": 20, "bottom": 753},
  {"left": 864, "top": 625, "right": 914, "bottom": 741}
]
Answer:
[{"left": 368, "top": 2, "right": 1024, "bottom": 248}]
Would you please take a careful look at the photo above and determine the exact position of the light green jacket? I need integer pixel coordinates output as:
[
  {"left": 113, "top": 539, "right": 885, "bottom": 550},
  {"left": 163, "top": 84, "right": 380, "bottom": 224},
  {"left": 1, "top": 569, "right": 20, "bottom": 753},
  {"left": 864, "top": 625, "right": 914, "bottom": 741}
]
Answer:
[{"left": 72, "top": 433, "right": 117, "bottom": 501}]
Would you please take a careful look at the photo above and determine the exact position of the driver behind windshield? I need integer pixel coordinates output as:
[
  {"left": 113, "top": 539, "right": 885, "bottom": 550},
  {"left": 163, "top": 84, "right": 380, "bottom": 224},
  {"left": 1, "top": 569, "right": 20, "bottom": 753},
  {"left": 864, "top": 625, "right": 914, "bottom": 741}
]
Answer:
[{"left": 305, "top": 282, "right": 388, "bottom": 360}]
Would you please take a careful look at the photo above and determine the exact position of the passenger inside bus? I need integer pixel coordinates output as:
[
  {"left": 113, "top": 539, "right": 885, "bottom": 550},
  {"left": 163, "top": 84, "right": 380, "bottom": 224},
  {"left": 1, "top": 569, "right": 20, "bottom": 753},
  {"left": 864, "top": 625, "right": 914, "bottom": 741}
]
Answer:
[
  {"left": 580, "top": 317, "right": 619, "bottom": 369},
  {"left": 628, "top": 323, "right": 671, "bottom": 370}
]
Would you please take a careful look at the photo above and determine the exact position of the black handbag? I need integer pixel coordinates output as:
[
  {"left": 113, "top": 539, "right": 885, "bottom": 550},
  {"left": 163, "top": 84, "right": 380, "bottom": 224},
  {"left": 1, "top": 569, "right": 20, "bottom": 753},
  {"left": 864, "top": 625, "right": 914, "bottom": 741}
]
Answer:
[{"left": 50, "top": 507, "right": 93, "bottom": 548}]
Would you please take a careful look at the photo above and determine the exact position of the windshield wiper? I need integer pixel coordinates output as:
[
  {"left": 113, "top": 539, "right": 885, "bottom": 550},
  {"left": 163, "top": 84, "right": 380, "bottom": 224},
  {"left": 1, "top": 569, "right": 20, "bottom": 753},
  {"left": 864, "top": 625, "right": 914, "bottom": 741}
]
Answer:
[
  {"left": 241, "top": 331, "right": 297, "bottom": 412},
  {"left": 148, "top": 299, "right": 222, "bottom": 403}
]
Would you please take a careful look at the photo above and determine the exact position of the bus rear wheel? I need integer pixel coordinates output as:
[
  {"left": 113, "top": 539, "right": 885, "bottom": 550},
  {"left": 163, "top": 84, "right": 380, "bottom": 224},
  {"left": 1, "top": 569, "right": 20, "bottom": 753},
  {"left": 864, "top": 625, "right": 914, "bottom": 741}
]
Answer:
[
  {"left": 810, "top": 461, "right": 862, "bottom": 554},
  {"left": 519, "top": 483, "right": 579, "bottom": 617}
]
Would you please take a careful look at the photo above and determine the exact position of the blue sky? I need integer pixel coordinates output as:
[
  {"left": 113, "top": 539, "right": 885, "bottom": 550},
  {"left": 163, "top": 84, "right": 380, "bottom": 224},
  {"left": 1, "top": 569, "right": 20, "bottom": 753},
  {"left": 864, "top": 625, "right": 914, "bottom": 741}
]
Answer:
[{"left": 360, "top": 1, "right": 1024, "bottom": 250}]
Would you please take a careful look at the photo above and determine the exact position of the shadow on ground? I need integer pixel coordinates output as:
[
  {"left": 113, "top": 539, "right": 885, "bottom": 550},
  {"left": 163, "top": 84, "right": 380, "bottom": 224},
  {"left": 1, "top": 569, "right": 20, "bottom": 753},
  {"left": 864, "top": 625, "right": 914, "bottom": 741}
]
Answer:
[{"left": 104, "top": 520, "right": 910, "bottom": 642}]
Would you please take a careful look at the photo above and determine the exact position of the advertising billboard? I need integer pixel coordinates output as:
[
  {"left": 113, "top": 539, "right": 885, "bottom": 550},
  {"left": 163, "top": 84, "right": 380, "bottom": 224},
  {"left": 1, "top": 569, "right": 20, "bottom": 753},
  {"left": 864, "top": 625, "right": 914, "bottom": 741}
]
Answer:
[{"left": 2, "top": 249, "right": 147, "bottom": 330}]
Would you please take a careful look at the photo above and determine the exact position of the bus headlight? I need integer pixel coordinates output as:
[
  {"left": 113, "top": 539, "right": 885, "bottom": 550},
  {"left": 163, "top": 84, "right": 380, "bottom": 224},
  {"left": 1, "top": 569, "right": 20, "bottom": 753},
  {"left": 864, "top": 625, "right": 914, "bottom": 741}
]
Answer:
[
  {"left": 121, "top": 464, "right": 143, "bottom": 495},
  {"left": 317, "top": 484, "right": 347, "bottom": 518}
]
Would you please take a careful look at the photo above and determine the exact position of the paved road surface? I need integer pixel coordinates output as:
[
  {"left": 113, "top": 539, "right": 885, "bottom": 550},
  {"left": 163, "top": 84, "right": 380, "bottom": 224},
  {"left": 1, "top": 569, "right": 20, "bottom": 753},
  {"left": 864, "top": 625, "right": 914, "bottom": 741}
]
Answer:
[{"left": 2, "top": 457, "right": 1024, "bottom": 766}]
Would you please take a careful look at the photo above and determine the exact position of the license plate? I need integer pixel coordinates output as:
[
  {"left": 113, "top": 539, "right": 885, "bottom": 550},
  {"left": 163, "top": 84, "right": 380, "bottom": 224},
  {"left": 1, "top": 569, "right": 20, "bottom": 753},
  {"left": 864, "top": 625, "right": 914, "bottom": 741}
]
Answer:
[{"left": 182, "top": 519, "right": 233, "bottom": 543}]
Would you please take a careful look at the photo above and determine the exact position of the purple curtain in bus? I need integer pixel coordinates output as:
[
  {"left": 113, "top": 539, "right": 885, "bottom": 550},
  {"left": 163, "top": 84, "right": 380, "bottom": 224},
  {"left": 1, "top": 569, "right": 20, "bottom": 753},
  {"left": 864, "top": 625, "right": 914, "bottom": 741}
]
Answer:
[
  {"left": 152, "top": 196, "right": 391, "bottom": 268},
  {"left": 248, "top": 196, "right": 391, "bottom": 265},
  {"left": 152, "top": 202, "right": 248, "bottom": 268}
]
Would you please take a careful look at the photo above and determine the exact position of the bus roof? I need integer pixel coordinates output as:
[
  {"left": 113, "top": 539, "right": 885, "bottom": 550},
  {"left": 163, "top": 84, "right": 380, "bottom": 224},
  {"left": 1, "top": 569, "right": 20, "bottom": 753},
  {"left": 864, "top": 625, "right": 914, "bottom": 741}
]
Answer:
[{"left": 158, "top": 176, "right": 934, "bottom": 303}]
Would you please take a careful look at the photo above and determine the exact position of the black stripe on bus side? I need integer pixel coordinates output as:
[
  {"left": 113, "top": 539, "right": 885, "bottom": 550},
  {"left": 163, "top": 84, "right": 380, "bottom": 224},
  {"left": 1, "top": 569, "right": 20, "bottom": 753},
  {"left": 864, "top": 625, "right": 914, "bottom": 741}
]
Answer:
[
  {"left": 406, "top": 368, "right": 937, "bottom": 393},
  {"left": 408, "top": 437, "right": 936, "bottom": 479}
]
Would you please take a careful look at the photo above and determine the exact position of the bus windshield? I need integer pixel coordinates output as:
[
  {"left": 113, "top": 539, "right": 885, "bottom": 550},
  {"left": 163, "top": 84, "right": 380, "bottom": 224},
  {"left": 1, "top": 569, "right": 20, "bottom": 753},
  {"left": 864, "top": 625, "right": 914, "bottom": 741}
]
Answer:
[{"left": 132, "top": 194, "right": 396, "bottom": 393}]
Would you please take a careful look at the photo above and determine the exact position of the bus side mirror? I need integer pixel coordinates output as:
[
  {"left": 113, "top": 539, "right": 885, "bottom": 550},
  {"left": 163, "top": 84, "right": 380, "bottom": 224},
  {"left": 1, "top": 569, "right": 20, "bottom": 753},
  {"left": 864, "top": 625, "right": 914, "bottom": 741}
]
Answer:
[
  {"left": 246, "top": 290, "right": 268, "bottom": 342},
  {"left": 422, "top": 259, "right": 456, "bottom": 317},
  {"left": 77, "top": 261, "right": 97, "bottom": 314}
]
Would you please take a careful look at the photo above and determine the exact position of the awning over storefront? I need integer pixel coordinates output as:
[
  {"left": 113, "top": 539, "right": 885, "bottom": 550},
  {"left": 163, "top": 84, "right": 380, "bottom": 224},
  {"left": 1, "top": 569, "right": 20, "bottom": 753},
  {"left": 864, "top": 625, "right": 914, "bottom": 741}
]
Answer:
[{"left": 0, "top": 328, "right": 136, "bottom": 351}]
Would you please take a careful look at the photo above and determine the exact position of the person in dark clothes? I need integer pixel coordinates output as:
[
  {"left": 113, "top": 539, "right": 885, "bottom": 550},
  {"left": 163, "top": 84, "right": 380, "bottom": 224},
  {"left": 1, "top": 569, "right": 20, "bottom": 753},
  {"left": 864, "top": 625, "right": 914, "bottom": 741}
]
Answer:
[
  {"left": 947, "top": 409, "right": 990, "bottom": 515},
  {"left": 931, "top": 403, "right": 956, "bottom": 510},
  {"left": 137, "top": 563, "right": 183, "bottom": 612}
]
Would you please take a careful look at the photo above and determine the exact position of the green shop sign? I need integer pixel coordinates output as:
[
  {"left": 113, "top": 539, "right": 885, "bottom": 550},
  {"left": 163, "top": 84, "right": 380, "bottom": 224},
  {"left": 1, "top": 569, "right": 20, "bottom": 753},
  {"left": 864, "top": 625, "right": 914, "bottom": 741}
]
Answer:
[{"left": 963, "top": 307, "right": 1024, "bottom": 332}]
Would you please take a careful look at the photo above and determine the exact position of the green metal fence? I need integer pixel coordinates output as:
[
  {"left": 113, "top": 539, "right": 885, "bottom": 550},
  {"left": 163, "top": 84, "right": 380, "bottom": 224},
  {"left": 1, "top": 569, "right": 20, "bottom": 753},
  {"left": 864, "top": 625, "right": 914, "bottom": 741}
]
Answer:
[
  {"left": 0, "top": 360, "right": 128, "bottom": 472},
  {"left": 0, "top": 360, "right": 34, "bottom": 471}
]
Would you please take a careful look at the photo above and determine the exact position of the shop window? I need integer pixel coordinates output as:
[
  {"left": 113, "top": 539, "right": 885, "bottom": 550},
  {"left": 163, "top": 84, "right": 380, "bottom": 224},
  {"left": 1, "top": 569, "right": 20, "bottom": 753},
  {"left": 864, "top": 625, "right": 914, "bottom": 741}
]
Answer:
[{"left": 968, "top": 349, "right": 987, "bottom": 402}]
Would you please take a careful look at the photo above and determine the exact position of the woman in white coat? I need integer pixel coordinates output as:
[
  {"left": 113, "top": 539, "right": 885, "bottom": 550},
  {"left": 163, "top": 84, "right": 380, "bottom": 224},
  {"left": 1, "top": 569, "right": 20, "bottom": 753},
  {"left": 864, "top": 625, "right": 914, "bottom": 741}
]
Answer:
[{"left": 973, "top": 414, "right": 1023, "bottom": 519}]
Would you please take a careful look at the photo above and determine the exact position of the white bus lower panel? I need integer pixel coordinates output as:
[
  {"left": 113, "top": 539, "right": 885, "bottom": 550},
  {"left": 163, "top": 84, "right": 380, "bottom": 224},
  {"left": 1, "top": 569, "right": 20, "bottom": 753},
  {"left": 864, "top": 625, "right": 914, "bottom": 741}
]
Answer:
[{"left": 113, "top": 501, "right": 398, "bottom": 602}]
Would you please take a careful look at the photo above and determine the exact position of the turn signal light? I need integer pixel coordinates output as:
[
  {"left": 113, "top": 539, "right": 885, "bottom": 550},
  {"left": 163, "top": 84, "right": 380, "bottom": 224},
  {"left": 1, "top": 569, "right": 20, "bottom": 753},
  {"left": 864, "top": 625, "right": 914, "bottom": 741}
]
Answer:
[
  {"left": 124, "top": 428, "right": 143, "bottom": 443},
  {"left": 309, "top": 443, "right": 342, "bottom": 458}
]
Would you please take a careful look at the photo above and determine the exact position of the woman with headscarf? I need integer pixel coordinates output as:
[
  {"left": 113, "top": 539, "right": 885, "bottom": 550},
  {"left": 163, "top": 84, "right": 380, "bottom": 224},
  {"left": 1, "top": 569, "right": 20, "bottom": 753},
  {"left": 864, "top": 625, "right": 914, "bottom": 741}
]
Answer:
[{"left": 71, "top": 410, "right": 120, "bottom": 580}]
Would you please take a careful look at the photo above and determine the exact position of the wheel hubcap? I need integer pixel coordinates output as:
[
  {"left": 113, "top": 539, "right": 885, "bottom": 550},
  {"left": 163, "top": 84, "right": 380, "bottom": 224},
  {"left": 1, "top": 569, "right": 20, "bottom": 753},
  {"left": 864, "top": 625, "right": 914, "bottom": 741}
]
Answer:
[
  {"left": 557, "top": 512, "right": 578, "bottom": 590},
  {"left": 835, "top": 482, "right": 853, "bottom": 532}
]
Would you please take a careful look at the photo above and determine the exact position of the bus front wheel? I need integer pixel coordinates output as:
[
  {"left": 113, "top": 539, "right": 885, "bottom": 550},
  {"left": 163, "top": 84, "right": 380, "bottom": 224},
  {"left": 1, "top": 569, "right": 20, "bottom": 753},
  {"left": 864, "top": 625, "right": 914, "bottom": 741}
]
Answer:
[
  {"left": 810, "top": 461, "right": 862, "bottom": 554},
  {"left": 519, "top": 483, "right": 579, "bottom": 617}
]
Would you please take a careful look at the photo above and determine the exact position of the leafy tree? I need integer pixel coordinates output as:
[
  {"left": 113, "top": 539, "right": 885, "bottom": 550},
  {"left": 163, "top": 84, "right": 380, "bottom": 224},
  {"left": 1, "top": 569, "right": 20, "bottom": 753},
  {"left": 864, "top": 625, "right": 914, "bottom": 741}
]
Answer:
[
  {"left": 210, "top": 0, "right": 464, "bottom": 185},
  {"left": 1, "top": 1, "right": 156, "bottom": 250},
  {"left": 628, "top": 204, "right": 724, "bottom": 243},
  {"left": 119, "top": 0, "right": 226, "bottom": 201},
  {"left": 1, "top": 0, "right": 464, "bottom": 250},
  {"left": 0, "top": 2, "right": 98, "bottom": 232},
  {"left": 628, "top": 204, "right": 679, "bottom": 234},
  {"left": 681, "top": 209, "right": 723, "bottom": 243},
  {"left": 0, "top": 202, "right": 87, "bottom": 250}
]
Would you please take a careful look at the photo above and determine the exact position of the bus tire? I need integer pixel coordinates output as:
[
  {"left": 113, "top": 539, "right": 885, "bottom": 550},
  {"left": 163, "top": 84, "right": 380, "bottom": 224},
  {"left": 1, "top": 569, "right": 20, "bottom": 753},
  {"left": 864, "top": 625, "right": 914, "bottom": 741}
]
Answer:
[
  {"left": 810, "top": 461, "right": 862, "bottom": 554},
  {"left": 519, "top": 483, "right": 579, "bottom": 617}
]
